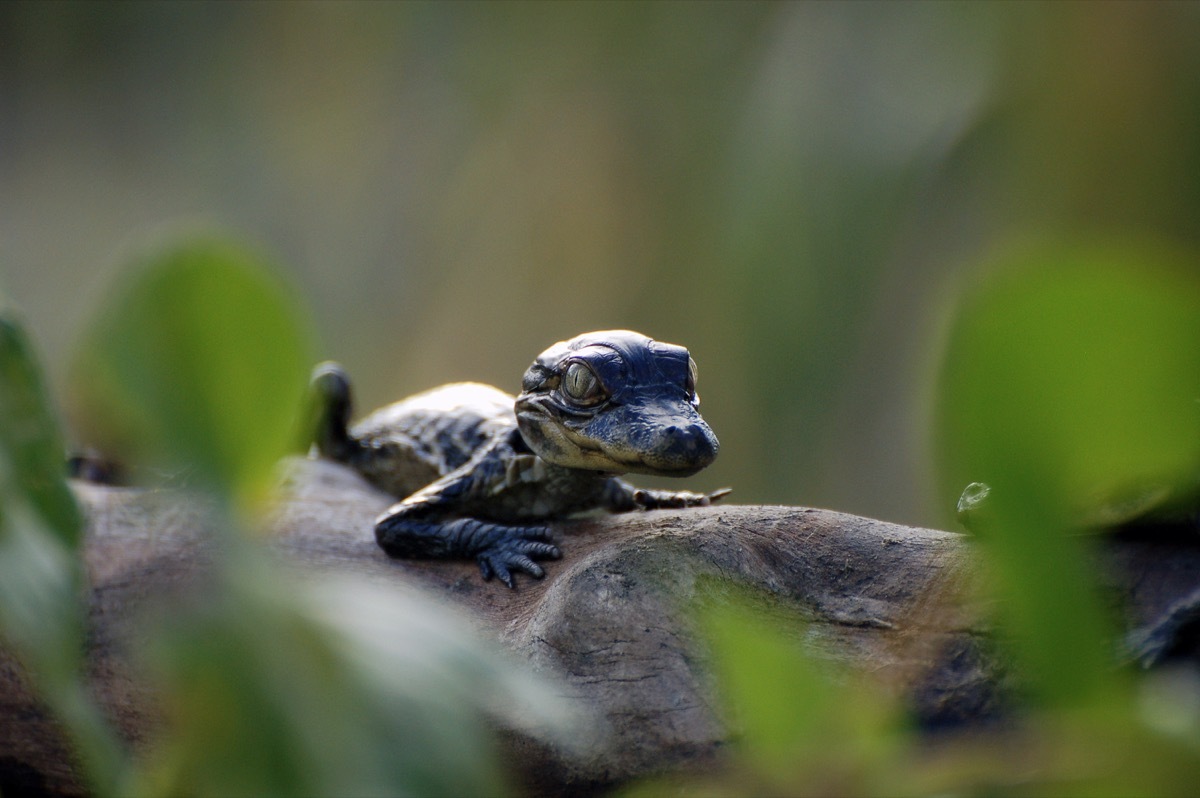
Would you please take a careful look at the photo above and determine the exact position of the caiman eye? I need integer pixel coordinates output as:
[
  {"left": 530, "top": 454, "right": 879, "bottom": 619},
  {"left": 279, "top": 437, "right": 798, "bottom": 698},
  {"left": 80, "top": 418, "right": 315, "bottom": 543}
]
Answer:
[{"left": 562, "top": 361, "right": 605, "bottom": 406}]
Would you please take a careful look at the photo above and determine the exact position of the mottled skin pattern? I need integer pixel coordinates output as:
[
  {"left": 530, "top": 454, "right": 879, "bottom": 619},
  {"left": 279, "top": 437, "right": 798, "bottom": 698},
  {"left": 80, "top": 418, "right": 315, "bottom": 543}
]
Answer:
[{"left": 310, "top": 330, "right": 727, "bottom": 587}]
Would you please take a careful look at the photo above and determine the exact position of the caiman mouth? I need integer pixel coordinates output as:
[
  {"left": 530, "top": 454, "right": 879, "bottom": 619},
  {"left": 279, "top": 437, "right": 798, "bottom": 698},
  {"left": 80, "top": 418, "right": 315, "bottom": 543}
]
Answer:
[{"left": 619, "top": 456, "right": 709, "bottom": 479}]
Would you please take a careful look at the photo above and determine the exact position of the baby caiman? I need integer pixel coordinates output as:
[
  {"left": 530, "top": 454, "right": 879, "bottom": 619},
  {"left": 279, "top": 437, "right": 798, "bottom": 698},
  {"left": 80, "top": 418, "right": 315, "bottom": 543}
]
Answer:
[{"left": 310, "top": 330, "right": 727, "bottom": 587}]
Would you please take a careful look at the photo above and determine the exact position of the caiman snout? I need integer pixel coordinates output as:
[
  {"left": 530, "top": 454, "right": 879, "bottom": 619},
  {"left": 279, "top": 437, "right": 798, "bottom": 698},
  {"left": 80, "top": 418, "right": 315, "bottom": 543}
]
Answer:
[{"left": 644, "top": 420, "right": 719, "bottom": 476}]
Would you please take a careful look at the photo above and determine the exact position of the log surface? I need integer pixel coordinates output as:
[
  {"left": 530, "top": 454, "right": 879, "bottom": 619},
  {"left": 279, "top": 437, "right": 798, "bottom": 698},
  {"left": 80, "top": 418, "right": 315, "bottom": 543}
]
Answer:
[{"left": 6, "top": 457, "right": 1194, "bottom": 796}]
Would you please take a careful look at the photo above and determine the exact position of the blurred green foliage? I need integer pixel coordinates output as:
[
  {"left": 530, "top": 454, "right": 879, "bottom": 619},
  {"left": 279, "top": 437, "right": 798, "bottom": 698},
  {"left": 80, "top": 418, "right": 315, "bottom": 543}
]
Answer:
[
  {"left": 937, "top": 241, "right": 1200, "bottom": 709},
  {"left": 927, "top": 239, "right": 1200, "bottom": 790},
  {"left": 70, "top": 236, "right": 316, "bottom": 513},
  {"left": 681, "top": 585, "right": 906, "bottom": 796},
  {"left": 94, "top": 239, "right": 575, "bottom": 797},
  {"left": 938, "top": 242, "right": 1200, "bottom": 529},
  {"left": 0, "top": 306, "right": 123, "bottom": 794},
  {"left": 135, "top": 560, "right": 575, "bottom": 798}
]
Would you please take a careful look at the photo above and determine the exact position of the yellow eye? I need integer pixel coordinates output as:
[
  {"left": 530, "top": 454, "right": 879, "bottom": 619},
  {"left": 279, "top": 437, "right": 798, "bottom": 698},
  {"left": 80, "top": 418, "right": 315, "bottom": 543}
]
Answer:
[
  {"left": 686, "top": 357, "right": 699, "bottom": 403},
  {"left": 563, "top": 362, "right": 604, "bottom": 405}
]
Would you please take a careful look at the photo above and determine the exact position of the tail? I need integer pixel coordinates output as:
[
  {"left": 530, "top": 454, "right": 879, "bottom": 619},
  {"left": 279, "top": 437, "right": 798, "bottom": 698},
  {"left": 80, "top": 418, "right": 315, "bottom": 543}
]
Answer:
[{"left": 305, "top": 361, "right": 355, "bottom": 462}]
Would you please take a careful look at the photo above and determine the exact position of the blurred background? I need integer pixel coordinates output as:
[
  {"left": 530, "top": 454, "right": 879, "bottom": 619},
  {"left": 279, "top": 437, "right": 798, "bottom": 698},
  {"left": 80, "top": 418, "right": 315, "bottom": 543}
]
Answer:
[{"left": 3, "top": 0, "right": 1199, "bottom": 529}]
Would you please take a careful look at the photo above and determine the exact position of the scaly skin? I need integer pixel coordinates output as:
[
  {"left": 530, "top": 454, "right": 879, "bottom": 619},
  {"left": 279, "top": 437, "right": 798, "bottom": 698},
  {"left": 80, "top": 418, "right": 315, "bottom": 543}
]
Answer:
[{"left": 310, "top": 330, "right": 727, "bottom": 587}]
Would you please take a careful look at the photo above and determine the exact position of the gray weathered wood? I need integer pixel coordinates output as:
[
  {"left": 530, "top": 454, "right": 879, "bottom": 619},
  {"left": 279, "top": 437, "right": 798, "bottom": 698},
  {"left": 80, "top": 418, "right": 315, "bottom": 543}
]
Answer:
[{"left": 6, "top": 457, "right": 1192, "bottom": 796}]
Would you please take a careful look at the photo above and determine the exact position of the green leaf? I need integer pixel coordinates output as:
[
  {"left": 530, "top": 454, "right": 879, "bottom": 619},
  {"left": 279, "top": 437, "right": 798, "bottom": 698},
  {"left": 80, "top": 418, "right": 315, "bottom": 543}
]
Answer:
[
  {"left": 934, "top": 239, "right": 1200, "bottom": 707},
  {"left": 938, "top": 241, "right": 1200, "bottom": 524},
  {"left": 0, "top": 307, "right": 123, "bottom": 794},
  {"left": 0, "top": 314, "right": 83, "bottom": 544},
  {"left": 695, "top": 582, "right": 901, "bottom": 787},
  {"left": 135, "top": 552, "right": 578, "bottom": 798},
  {"left": 71, "top": 235, "right": 316, "bottom": 512}
]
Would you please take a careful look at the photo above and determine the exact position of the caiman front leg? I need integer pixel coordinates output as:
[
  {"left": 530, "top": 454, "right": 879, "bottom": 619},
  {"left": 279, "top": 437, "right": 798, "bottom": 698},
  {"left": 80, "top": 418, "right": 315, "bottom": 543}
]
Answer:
[
  {"left": 601, "top": 479, "right": 732, "bottom": 512},
  {"left": 374, "top": 463, "right": 561, "bottom": 588}
]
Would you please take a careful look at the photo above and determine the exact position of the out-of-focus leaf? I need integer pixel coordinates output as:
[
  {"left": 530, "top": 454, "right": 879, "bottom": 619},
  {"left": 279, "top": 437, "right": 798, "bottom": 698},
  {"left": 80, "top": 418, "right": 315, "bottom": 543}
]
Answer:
[
  {"left": 939, "top": 241, "right": 1200, "bottom": 525},
  {"left": 0, "top": 308, "right": 123, "bottom": 794},
  {"left": 694, "top": 582, "right": 902, "bottom": 792},
  {"left": 63, "top": 232, "right": 582, "bottom": 797},
  {"left": 700, "top": 593, "right": 831, "bottom": 774},
  {"left": 0, "top": 314, "right": 82, "bottom": 544},
  {"left": 135, "top": 552, "right": 579, "bottom": 798},
  {"left": 935, "top": 239, "right": 1200, "bottom": 707},
  {"left": 0, "top": 312, "right": 82, "bottom": 651},
  {"left": 71, "top": 235, "right": 315, "bottom": 512}
]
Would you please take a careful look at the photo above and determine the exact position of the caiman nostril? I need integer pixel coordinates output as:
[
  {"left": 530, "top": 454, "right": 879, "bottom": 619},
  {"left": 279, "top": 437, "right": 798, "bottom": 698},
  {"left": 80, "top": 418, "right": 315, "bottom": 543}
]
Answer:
[{"left": 660, "top": 422, "right": 717, "bottom": 463}]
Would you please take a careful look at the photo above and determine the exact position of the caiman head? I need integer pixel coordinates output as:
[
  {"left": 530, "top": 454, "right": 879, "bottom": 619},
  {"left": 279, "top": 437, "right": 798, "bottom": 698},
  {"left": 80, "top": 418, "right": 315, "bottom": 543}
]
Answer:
[{"left": 515, "top": 330, "right": 719, "bottom": 477}]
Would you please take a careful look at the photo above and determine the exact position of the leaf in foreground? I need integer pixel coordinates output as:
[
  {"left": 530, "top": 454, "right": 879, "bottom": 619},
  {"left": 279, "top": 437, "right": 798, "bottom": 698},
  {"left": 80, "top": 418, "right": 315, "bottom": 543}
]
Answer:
[
  {"left": 135, "top": 557, "right": 580, "bottom": 798},
  {"left": 936, "top": 239, "right": 1200, "bottom": 709},
  {"left": 0, "top": 309, "right": 123, "bottom": 794},
  {"left": 71, "top": 235, "right": 315, "bottom": 514}
]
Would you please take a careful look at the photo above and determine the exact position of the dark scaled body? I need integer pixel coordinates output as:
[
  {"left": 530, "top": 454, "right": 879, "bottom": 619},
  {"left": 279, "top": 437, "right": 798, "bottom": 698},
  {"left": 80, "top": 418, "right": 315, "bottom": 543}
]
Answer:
[{"left": 310, "top": 330, "right": 727, "bottom": 587}]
